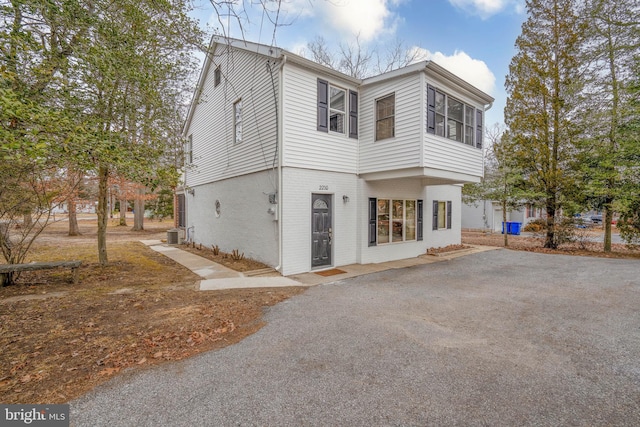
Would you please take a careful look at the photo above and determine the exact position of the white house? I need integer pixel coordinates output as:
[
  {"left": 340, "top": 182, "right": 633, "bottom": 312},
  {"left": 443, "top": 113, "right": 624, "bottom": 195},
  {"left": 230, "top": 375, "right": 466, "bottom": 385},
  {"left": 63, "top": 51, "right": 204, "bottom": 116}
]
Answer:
[{"left": 179, "top": 37, "right": 494, "bottom": 276}]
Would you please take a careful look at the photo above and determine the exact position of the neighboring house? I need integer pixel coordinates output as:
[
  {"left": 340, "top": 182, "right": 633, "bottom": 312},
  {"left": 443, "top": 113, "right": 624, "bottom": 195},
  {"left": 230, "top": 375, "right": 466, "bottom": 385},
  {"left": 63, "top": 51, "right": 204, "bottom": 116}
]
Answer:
[
  {"left": 462, "top": 201, "right": 544, "bottom": 232},
  {"left": 179, "top": 37, "right": 494, "bottom": 276}
]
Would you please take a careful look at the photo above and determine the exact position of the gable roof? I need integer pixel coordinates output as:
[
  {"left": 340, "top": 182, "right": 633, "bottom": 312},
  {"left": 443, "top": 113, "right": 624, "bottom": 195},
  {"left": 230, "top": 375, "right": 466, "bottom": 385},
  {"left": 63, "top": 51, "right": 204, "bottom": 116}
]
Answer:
[
  {"left": 183, "top": 36, "right": 494, "bottom": 135},
  {"left": 362, "top": 61, "right": 494, "bottom": 105}
]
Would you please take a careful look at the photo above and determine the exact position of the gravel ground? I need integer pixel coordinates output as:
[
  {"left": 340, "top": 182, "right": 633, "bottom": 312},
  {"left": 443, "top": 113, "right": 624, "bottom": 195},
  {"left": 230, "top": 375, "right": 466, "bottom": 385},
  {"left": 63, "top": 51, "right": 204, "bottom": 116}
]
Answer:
[{"left": 70, "top": 249, "right": 640, "bottom": 426}]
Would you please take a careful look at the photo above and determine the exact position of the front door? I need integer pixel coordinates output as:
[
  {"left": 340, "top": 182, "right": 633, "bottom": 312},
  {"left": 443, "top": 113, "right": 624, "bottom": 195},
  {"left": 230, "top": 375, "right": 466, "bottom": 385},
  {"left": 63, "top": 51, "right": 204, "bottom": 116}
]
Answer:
[{"left": 311, "top": 194, "right": 332, "bottom": 268}]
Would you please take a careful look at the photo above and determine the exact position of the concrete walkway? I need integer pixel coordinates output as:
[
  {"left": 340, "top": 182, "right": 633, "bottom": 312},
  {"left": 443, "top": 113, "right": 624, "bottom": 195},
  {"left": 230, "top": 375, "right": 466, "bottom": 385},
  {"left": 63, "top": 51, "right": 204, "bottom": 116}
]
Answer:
[{"left": 141, "top": 239, "right": 499, "bottom": 291}]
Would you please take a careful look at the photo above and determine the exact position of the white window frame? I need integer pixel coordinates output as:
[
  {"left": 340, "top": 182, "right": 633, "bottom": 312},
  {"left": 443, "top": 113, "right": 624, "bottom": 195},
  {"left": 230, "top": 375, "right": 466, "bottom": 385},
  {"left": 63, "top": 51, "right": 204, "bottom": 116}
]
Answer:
[
  {"left": 329, "top": 85, "right": 346, "bottom": 134},
  {"left": 430, "top": 86, "right": 479, "bottom": 147},
  {"left": 375, "top": 93, "right": 395, "bottom": 141},
  {"left": 376, "top": 199, "right": 417, "bottom": 244},
  {"left": 437, "top": 201, "right": 447, "bottom": 229},
  {"left": 214, "top": 66, "right": 221, "bottom": 87},
  {"left": 432, "top": 199, "right": 452, "bottom": 230}
]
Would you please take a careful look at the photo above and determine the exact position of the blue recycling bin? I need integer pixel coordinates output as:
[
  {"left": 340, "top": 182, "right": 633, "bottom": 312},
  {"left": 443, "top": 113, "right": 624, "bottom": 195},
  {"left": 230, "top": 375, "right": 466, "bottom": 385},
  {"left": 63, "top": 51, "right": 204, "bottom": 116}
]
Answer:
[
  {"left": 510, "top": 222, "right": 522, "bottom": 235},
  {"left": 502, "top": 222, "right": 522, "bottom": 235}
]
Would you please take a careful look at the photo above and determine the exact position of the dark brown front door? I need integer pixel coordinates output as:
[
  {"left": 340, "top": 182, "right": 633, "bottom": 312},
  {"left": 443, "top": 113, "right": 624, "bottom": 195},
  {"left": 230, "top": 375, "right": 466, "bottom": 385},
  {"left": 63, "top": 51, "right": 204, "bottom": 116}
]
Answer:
[{"left": 311, "top": 194, "right": 332, "bottom": 267}]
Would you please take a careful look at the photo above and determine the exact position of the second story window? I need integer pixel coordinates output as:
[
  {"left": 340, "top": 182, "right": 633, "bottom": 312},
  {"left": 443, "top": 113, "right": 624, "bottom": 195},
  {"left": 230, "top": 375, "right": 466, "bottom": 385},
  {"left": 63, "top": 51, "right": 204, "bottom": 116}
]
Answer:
[
  {"left": 214, "top": 66, "right": 221, "bottom": 87},
  {"left": 428, "top": 84, "right": 482, "bottom": 148},
  {"left": 329, "top": 87, "right": 346, "bottom": 133},
  {"left": 317, "top": 78, "right": 358, "bottom": 138},
  {"left": 234, "top": 99, "right": 242, "bottom": 144},
  {"left": 447, "top": 97, "right": 464, "bottom": 143},
  {"left": 376, "top": 93, "right": 395, "bottom": 141},
  {"left": 465, "top": 105, "right": 475, "bottom": 144}
]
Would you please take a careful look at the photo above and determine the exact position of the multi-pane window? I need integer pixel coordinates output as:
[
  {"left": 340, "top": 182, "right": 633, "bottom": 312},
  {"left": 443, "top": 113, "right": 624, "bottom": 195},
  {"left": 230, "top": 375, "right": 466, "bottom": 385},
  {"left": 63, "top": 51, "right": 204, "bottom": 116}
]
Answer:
[
  {"left": 377, "top": 199, "right": 390, "bottom": 244},
  {"left": 432, "top": 200, "right": 452, "bottom": 230},
  {"left": 317, "top": 79, "right": 358, "bottom": 138},
  {"left": 405, "top": 200, "right": 416, "bottom": 240},
  {"left": 447, "top": 98, "right": 464, "bottom": 142},
  {"left": 376, "top": 94, "right": 395, "bottom": 141},
  {"left": 329, "top": 86, "right": 346, "bottom": 133},
  {"left": 437, "top": 201, "right": 447, "bottom": 229},
  {"left": 435, "top": 91, "right": 445, "bottom": 137},
  {"left": 214, "top": 66, "right": 221, "bottom": 87},
  {"left": 377, "top": 199, "right": 417, "bottom": 244},
  {"left": 233, "top": 99, "right": 242, "bottom": 144},
  {"left": 428, "top": 85, "right": 482, "bottom": 148},
  {"left": 369, "top": 198, "right": 422, "bottom": 246},
  {"left": 465, "top": 105, "right": 475, "bottom": 145}
]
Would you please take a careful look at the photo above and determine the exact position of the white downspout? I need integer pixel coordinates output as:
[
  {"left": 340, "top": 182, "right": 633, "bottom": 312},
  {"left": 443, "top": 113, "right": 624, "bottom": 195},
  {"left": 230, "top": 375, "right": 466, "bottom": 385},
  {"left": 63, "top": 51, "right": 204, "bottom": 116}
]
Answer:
[{"left": 275, "top": 54, "right": 287, "bottom": 273}]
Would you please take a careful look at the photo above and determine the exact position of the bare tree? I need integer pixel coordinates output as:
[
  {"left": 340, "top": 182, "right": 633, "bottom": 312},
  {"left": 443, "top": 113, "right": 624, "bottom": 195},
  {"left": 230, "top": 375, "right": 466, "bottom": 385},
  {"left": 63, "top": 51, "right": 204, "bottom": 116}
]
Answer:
[
  {"left": 302, "top": 35, "right": 421, "bottom": 78},
  {"left": 305, "top": 36, "right": 339, "bottom": 70},
  {"left": 337, "top": 35, "right": 373, "bottom": 79},
  {"left": 374, "top": 38, "right": 424, "bottom": 74}
]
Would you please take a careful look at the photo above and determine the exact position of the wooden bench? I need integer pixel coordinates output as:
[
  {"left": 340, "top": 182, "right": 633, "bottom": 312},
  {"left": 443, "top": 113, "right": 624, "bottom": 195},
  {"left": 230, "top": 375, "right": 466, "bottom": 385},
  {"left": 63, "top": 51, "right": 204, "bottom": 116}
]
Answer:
[{"left": 0, "top": 261, "right": 82, "bottom": 286}]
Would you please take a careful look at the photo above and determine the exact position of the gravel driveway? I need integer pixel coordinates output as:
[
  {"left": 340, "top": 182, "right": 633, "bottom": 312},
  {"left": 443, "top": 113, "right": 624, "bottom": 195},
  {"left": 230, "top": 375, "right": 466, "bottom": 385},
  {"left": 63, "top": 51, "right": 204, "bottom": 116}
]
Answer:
[{"left": 71, "top": 250, "right": 640, "bottom": 426}]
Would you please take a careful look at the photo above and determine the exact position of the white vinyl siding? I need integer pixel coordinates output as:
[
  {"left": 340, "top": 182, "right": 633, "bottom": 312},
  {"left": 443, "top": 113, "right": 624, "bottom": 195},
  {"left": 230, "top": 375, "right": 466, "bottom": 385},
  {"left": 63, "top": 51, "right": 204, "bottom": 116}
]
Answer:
[
  {"left": 424, "top": 78, "right": 484, "bottom": 178},
  {"left": 184, "top": 45, "right": 278, "bottom": 187},
  {"left": 423, "top": 135, "right": 484, "bottom": 177},
  {"left": 359, "top": 73, "right": 423, "bottom": 174},
  {"left": 283, "top": 64, "right": 358, "bottom": 173}
]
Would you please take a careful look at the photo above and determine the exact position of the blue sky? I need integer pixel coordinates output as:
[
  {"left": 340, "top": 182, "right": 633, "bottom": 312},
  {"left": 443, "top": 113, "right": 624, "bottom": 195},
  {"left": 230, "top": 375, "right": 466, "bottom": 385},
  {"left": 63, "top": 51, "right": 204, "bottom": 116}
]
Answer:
[{"left": 190, "top": 0, "right": 528, "bottom": 127}]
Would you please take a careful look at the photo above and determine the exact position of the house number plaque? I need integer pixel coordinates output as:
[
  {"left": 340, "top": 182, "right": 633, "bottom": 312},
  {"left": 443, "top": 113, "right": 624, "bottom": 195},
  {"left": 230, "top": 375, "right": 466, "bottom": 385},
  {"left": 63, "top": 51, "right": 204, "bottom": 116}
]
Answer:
[{"left": 318, "top": 185, "right": 329, "bottom": 191}]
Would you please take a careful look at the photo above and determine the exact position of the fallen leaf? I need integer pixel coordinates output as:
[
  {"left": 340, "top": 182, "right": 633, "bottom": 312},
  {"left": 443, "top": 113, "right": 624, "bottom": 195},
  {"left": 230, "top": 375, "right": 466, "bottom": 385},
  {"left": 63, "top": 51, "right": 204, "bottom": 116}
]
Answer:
[
  {"left": 98, "top": 367, "right": 120, "bottom": 377},
  {"left": 137, "top": 358, "right": 147, "bottom": 365}
]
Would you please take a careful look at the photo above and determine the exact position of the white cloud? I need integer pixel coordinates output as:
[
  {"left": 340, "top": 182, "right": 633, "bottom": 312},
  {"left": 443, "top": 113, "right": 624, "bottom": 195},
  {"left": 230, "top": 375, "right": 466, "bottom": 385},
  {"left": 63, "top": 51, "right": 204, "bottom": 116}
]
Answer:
[
  {"left": 411, "top": 47, "right": 496, "bottom": 95},
  {"left": 283, "top": 0, "right": 401, "bottom": 42},
  {"left": 447, "top": 0, "right": 518, "bottom": 19}
]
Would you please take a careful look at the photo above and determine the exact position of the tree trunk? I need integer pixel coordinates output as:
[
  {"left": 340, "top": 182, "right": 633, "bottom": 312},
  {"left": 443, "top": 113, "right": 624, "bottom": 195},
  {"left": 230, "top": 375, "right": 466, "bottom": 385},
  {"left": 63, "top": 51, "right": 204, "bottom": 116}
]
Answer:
[
  {"left": 68, "top": 198, "right": 81, "bottom": 236},
  {"left": 119, "top": 198, "right": 127, "bottom": 226},
  {"left": 544, "top": 202, "right": 557, "bottom": 249},
  {"left": 132, "top": 187, "right": 145, "bottom": 231},
  {"left": 604, "top": 206, "right": 613, "bottom": 252},
  {"left": 97, "top": 164, "right": 109, "bottom": 266}
]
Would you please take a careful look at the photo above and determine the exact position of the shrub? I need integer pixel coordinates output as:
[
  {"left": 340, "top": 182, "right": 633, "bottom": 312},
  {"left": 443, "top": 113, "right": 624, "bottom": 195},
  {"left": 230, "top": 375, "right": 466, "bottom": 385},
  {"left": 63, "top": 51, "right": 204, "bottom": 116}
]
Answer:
[{"left": 523, "top": 219, "right": 545, "bottom": 233}]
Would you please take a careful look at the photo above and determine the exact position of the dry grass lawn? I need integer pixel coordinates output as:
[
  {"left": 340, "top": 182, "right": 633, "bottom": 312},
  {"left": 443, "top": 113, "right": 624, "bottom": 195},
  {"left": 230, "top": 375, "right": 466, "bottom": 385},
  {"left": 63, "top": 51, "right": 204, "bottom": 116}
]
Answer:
[
  {"left": 462, "top": 229, "right": 640, "bottom": 259},
  {"left": 0, "top": 216, "right": 304, "bottom": 404}
]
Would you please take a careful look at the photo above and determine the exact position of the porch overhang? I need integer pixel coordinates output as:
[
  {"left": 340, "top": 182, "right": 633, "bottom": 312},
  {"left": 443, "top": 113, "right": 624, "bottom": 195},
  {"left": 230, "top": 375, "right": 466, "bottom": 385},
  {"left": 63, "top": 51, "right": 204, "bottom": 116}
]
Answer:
[{"left": 359, "top": 167, "right": 481, "bottom": 185}]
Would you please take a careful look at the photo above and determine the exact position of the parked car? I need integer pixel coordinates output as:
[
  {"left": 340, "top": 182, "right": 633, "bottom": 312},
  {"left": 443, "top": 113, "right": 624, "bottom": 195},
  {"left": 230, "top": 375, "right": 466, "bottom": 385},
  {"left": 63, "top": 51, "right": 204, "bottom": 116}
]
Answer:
[
  {"left": 590, "top": 215, "right": 603, "bottom": 224},
  {"left": 574, "top": 216, "right": 589, "bottom": 228}
]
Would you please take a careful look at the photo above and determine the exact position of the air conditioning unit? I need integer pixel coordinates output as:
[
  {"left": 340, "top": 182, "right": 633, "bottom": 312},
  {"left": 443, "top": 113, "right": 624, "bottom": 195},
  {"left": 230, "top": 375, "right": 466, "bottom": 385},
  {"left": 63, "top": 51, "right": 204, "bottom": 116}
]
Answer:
[{"left": 167, "top": 229, "right": 179, "bottom": 245}]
